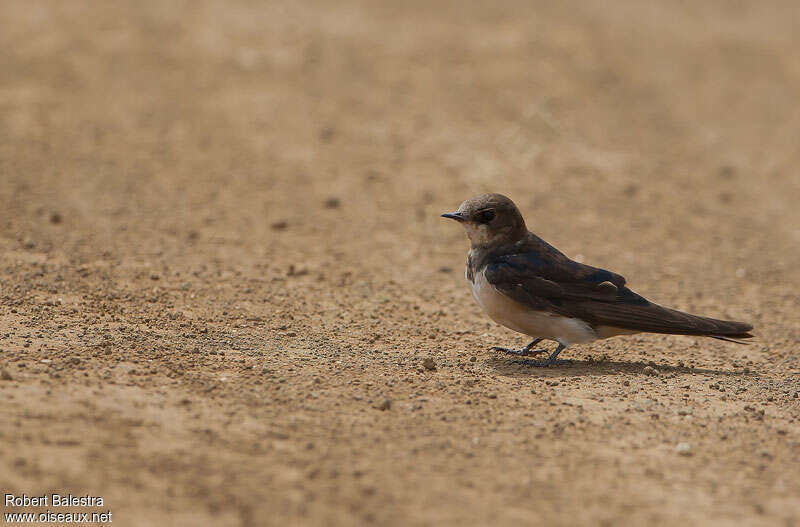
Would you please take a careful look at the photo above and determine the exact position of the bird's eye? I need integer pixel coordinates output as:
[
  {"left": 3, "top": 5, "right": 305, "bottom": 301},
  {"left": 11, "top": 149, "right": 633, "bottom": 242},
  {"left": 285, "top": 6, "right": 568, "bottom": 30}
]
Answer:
[{"left": 476, "top": 209, "right": 495, "bottom": 224}]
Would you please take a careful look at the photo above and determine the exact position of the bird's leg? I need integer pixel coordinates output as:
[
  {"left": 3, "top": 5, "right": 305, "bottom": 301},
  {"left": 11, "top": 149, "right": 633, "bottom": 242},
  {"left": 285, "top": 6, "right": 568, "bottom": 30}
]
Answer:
[
  {"left": 491, "top": 337, "right": 545, "bottom": 357},
  {"left": 516, "top": 343, "right": 570, "bottom": 367}
]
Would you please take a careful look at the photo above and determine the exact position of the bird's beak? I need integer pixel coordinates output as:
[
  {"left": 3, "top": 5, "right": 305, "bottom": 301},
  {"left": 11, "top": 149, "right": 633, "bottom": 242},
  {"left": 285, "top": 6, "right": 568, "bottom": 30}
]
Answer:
[{"left": 441, "top": 212, "right": 466, "bottom": 222}]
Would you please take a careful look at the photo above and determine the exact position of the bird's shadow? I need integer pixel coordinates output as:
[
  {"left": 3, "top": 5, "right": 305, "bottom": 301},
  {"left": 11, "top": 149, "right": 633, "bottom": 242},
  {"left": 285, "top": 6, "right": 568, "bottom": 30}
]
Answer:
[{"left": 485, "top": 356, "right": 755, "bottom": 379}]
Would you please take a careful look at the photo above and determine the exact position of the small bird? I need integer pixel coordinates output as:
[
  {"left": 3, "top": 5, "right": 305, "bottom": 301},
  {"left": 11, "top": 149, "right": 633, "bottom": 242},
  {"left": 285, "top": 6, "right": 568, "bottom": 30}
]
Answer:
[{"left": 441, "top": 194, "right": 753, "bottom": 367}]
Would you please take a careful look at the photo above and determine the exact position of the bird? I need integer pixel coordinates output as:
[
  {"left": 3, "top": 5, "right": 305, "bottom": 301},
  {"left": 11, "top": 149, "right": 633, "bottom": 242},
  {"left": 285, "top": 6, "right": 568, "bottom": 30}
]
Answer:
[{"left": 441, "top": 193, "right": 753, "bottom": 367}]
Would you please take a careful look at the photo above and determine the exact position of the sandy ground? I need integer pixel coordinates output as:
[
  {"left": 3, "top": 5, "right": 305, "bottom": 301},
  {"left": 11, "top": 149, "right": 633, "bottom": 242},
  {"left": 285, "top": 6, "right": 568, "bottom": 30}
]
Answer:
[{"left": 1, "top": 1, "right": 799, "bottom": 525}]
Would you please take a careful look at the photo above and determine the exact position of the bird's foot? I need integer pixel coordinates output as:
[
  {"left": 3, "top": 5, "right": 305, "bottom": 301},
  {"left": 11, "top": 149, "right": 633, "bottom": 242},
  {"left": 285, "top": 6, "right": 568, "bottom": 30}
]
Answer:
[
  {"left": 491, "top": 346, "right": 547, "bottom": 357},
  {"left": 513, "top": 343, "right": 569, "bottom": 367},
  {"left": 514, "top": 358, "right": 572, "bottom": 368}
]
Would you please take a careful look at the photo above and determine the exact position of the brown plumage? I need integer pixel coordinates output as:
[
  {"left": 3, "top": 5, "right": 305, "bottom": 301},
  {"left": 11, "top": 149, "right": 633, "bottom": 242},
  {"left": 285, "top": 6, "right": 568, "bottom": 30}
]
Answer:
[{"left": 441, "top": 193, "right": 753, "bottom": 366}]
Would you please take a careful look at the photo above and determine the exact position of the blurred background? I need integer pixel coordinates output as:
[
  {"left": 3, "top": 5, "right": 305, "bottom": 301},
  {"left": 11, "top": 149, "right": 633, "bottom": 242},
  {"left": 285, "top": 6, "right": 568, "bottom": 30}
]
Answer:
[{"left": 1, "top": 1, "right": 799, "bottom": 526}]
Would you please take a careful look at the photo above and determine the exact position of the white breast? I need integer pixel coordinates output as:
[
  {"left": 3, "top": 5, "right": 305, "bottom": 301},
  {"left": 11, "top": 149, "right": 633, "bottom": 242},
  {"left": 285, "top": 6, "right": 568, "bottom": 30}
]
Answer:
[{"left": 470, "top": 269, "right": 597, "bottom": 346}]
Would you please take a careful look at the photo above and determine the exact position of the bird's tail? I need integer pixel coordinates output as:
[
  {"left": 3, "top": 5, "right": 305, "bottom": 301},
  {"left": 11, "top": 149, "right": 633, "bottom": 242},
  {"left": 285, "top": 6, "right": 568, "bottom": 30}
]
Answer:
[
  {"left": 579, "top": 293, "right": 753, "bottom": 341},
  {"left": 709, "top": 335, "right": 752, "bottom": 345}
]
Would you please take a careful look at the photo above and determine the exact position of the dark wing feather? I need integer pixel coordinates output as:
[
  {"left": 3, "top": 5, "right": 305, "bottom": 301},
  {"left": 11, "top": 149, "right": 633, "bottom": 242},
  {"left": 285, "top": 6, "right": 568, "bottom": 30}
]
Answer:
[
  {"left": 484, "top": 252, "right": 625, "bottom": 305},
  {"left": 484, "top": 251, "right": 753, "bottom": 338},
  {"left": 569, "top": 299, "right": 753, "bottom": 337}
]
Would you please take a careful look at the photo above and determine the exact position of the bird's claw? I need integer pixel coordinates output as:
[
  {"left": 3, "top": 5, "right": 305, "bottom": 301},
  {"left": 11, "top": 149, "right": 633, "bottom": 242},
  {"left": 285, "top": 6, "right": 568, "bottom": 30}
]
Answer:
[{"left": 491, "top": 346, "right": 546, "bottom": 357}]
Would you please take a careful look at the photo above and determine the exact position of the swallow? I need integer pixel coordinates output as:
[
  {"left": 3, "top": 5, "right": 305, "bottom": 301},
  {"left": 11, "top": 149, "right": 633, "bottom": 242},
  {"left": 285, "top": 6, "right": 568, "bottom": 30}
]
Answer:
[{"left": 441, "top": 194, "right": 753, "bottom": 367}]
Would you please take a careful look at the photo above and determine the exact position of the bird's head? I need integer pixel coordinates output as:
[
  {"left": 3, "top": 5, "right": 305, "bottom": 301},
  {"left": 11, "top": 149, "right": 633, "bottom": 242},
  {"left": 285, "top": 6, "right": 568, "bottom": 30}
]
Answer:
[{"left": 441, "top": 193, "right": 527, "bottom": 248}]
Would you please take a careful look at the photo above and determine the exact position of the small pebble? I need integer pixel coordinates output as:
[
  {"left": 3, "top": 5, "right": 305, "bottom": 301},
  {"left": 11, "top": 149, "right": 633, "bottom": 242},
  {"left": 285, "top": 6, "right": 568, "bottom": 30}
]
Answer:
[
  {"left": 271, "top": 220, "right": 288, "bottom": 231},
  {"left": 0, "top": 367, "right": 12, "bottom": 381},
  {"left": 643, "top": 366, "right": 659, "bottom": 376},
  {"left": 376, "top": 399, "right": 391, "bottom": 411},
  {"left": 676, "top": 442, "right": 692, "bottom": 456},
  {"left": 287, "top": 264, "right": 308, "bottom": 277},
  {"left": 318, "top": 126, "right": 335, "bottom": 143},
  {"left": 422, "top": 358, "right": 436, "bottom": 371}
]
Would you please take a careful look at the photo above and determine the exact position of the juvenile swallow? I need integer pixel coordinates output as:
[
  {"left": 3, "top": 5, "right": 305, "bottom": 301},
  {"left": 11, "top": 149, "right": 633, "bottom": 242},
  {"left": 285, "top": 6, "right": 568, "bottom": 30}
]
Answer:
[{"left": 442, "top": 194, "right": 753, "bottom": 367}]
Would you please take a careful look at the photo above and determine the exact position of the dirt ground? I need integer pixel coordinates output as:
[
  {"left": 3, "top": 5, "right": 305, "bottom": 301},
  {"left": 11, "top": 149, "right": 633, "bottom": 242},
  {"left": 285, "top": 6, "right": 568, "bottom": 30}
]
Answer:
[{"left": 1, "top": 1, "right": 799, "bottom": 525}]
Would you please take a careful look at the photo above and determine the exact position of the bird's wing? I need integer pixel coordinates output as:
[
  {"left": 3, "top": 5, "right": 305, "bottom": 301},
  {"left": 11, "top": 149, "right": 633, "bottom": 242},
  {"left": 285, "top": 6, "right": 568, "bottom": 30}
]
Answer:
[
  {"left": 484, "top": 251, "right": 626, "bottom": 307},
  {"left": 484, "top": 252, "right": 753, "bottom": 337}
]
